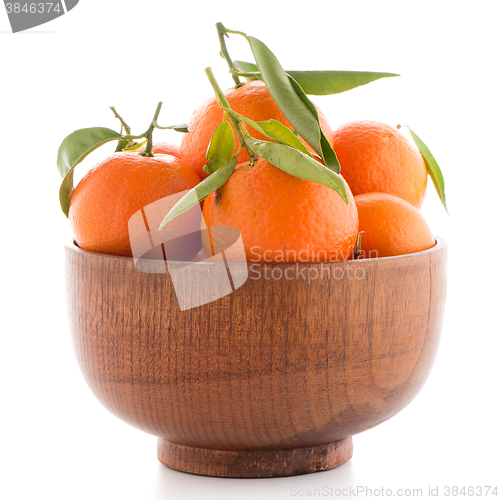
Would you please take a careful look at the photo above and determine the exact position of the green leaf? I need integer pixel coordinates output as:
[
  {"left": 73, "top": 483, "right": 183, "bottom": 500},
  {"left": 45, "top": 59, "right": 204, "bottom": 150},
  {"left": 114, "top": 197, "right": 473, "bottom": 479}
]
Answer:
[
  {"left": 159, "top": 158, "right": 237, "bottom": 229},
  {"left": 320, "top": 132, "right": 341, "bottom": 172},
  {"left": 173, "top": 124, "right": 189, "bottom": 133},
  {"left": 246, "top": 37, "right": 323, "bottom": 156},
  {"left": 288, "top": 74, "right": 340, "bottom": 173},
  {"left": 226, "top": 109, "right": 311, "bottom": 156},
  {"left": 57, "top": 127, "right": 123, "bottom": 217},
  {"left": 205, "top": 116, "right": 235, "bottom": 174},
  {"left": 404, "top": 126, "right": 448, "bottom": 213},
  {"left": 59, "top": 170, "right": 76, "bottom": 219},
  {"left": 245, "top": 136, "right": 349, "bottom": 204},
  {"left": 57, "top": 127, "right": 122, "bottom": 178},
  {"left": 234, "top": 60, "right": 399, "bottom": 95},
  {"left": 286, "top": 70, "right": 399, "bottom": 95},
  {"left": 253, "top": 119, "right": 311, "bottom": 156},
  {"left": 245, "top": 39, "right": 340, "bottom": 173},
  {"left": 234, "top": 60, "right": 261, "bottom": 76}
]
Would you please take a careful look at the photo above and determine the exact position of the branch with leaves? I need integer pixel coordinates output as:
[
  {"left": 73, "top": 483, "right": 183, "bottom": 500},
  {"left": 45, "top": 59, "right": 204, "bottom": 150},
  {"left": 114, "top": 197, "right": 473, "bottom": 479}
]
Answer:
[
  {"left": 56, "top": 104, "right": 188, "bottom": 217},
  {"left": 56, "top": 22, "right": 447, "bottom": 224},
  {"left": 215, "top": 23, "right": 447, "bottom": 212},
  {"left": 159, "top": 24, "right": 446, "bottom": 229}
]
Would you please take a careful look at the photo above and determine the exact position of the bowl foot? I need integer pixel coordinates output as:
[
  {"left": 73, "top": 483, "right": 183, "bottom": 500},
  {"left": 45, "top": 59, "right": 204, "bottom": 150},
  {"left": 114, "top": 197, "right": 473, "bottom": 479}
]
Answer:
[{"left": 157, "top": 438, "right": 353, "bottom": 478}]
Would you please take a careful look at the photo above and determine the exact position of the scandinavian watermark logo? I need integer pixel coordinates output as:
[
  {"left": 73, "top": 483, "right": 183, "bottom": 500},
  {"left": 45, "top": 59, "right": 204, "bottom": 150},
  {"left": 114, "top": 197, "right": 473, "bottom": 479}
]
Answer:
[
  {"left": 128, "top": 191, "right": 248, "bottom": 311},
  {"left": 3, "top": 0, "right": 78, "bottom": 33}
]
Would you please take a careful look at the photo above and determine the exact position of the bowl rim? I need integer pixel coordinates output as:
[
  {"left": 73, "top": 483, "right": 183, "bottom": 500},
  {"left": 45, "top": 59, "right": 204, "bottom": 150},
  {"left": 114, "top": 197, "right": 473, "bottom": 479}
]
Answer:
[{"left": 65, "top": 237, "right": 446, "bottom": 268}]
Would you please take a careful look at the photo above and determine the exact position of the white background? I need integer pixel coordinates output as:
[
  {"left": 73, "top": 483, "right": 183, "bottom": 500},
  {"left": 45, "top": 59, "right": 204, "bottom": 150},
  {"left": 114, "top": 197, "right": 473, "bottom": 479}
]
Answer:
[{"left": 1, "top": 1, "right": 499, "bottom": 499}]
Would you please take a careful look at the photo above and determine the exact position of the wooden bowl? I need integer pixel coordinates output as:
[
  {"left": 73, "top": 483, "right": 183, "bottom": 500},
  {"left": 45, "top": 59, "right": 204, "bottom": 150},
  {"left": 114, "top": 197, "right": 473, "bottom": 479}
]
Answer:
[{"left": 65, "top": 238, "right": 447, "bottom": 478}]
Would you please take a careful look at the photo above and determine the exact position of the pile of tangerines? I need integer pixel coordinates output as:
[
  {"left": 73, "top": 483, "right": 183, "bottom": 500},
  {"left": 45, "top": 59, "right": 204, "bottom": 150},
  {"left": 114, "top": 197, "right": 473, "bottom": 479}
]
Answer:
[{"left": 58, "top": 24, "right": 446, "bottom": 264}]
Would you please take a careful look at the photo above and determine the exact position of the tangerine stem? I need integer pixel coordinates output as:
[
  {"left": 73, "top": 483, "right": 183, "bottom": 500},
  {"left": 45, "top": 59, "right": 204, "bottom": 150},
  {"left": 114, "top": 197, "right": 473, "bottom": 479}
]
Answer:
[
  {"left": 110, "top": 106, "right": 132, "bottom": 135},
  {"left": 121, "top": 133, "right": 148, "bottom": 141},
  {"left": 110, "top": 106, "right": 138, "bottom": 152},
  {"left": 353, "top": 231, "right": 365, "bottom": 260},
  {"left": 153, "top": 122, "right": 188, "bottom": 133},
  {"left": 204, "top": 67, "right": 258, "bottom": 165},
  {"left": 216, "top": 22, "right": 242, "bottom": 87},
  {"left": 140, "top": 102, "right": 163, "bottom": 157}
]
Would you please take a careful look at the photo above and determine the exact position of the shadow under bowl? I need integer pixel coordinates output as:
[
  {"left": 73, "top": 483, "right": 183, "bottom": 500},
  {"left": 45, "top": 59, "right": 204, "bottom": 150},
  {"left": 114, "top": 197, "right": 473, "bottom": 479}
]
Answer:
[{"left": 65, "top": 238, "right": 447, "bottom": 478}]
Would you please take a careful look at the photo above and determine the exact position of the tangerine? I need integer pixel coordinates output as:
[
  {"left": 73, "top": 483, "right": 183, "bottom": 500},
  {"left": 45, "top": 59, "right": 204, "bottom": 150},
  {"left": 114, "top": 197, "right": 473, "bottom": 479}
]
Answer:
[
  {"left": 69, "top": 152, "right": 200, "bottom": 257},
  {"left": 180, "top": 80, "right": 335, "bottom": 179},
  {"left": 332, "top": 120, "right": 427, "bottom": 208},
  {"left": 202, "top": 158, "right": 358, "bottom": 263},
  {"left": 354, "top": 192, "right": 435, "bottom": 258}
]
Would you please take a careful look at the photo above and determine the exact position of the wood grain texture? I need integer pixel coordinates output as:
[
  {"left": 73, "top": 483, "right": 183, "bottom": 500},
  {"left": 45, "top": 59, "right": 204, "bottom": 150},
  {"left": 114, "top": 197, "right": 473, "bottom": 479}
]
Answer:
[
  {"left": 65, "top": 238, "right": 447, "bottom": 477},
  {"left": 157, "top": 438, "right": 353, "bottom": 478}
]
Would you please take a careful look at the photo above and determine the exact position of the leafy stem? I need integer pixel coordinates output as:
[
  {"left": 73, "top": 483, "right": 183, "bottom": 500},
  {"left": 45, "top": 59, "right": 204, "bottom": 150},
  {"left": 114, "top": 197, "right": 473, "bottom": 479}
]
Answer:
[
  {"left": 216, "top": 22, "right": 247, "bottom": 86},
  {"left": 204, "top": 66, "right": 258, "bottom": 165},
  {"left": 139, "top": 102, "right": 163, "bottom": 157}
]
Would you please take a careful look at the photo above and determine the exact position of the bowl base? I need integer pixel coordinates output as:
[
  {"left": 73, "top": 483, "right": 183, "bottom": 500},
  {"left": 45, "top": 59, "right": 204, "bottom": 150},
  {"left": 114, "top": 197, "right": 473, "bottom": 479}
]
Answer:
[{"left": 157, "top": 438, "right": 353, "bottom": 478}]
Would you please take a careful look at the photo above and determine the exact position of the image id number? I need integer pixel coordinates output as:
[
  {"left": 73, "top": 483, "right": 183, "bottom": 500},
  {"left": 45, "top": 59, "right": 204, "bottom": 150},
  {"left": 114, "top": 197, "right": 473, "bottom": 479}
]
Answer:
[
  {"left": 5, "top": 3, "right": 62, "bottom": 14},
  {"left": 444, "top": 486, "right": 499, "bottom": 496}
]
